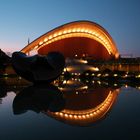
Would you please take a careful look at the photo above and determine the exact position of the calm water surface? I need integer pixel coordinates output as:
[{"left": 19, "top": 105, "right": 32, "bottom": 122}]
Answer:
[{"left": 0, "top": 80, "right": 140, "bottom": 140}]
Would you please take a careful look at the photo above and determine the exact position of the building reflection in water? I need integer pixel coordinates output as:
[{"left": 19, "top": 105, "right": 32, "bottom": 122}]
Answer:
[{"left": 13, "top": 79, "right": 120, "bottom": 126}]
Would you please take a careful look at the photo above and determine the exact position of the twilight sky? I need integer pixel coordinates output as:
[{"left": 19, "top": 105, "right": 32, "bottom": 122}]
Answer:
[{"left": 0, "top": 0, "right": 140, "bottom": 56}]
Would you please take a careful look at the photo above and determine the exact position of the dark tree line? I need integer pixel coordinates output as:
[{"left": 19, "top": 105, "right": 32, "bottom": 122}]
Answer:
[{"left": 0, "top": 49, "right": 11, "bottom": 71}]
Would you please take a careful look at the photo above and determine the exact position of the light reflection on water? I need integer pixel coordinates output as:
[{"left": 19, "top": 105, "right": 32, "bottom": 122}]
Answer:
[{"left": 0, "top": 78, "right": 140, "bottom": 140}]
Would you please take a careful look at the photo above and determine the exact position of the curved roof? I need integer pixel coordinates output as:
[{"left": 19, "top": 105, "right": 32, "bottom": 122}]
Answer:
[
  {"left": 21, "top": 20, "right": 119, "bottom": 59},
  {"left": 43, "top": 89, "right": 119, "bottom": 126}
]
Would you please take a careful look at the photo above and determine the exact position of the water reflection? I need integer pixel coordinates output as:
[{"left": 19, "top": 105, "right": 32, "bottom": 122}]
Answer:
[
  {"left": 0, "top": 85, "right": 7, "bottom": 98},
  {"left": 0, "top": 80, "right": 8, "bottom": 104},
  {"left": 47, "top": 79, "right": 120, "bottom": 126},
  {"left": 0, "top": 78, "right": 29, "bottom": 105},
  {"left": 13, "top": 84, "right": 65, "bottom": 114},
  {"left": 12, "top": 79, "right": 120, "bottom": 126},
  {"left": 0, "top": 77, "right": 140, "bottom": 140}
]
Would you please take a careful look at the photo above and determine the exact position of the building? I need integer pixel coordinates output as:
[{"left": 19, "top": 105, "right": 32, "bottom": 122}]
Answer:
[{"left": 21, "top": 21, "right": 119, "bottom": 73}]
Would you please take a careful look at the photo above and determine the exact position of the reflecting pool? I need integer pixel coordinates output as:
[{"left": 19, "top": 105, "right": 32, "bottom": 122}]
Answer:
[{"left": 0, "top": 78, "right": 140, "bottom": 140}]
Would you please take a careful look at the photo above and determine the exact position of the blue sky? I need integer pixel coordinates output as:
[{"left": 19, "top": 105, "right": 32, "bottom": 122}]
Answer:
[{"left": 0, "top": 0, "right": 140, "bottom": 56}]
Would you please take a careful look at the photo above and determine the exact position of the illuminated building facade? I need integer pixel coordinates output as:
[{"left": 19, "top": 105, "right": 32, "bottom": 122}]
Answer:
[{"left": 21, "top": 21, "right": 119, "bottom": 60}]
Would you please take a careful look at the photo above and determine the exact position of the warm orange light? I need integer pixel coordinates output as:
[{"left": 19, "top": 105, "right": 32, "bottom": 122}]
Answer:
[
  {"left": 49, "top": 90, "right": 117, "bottom": 121},
  {"left": 21, "top": 21, "right": 119, "bottom": 60}
]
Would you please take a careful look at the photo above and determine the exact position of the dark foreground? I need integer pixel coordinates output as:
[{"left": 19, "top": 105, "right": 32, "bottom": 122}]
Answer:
[{"left": 0, "top": 78, "right": 140, "bottom": 140}]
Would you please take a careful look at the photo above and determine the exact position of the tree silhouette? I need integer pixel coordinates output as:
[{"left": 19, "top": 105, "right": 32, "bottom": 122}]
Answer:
[{"left": 0, "top": 49, "right": 11, "bottom": 71}]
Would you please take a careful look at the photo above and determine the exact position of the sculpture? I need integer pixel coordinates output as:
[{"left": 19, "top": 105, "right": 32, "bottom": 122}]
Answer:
[{"left": 12, "top": 51, "right": 65, "bottom": 83}]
